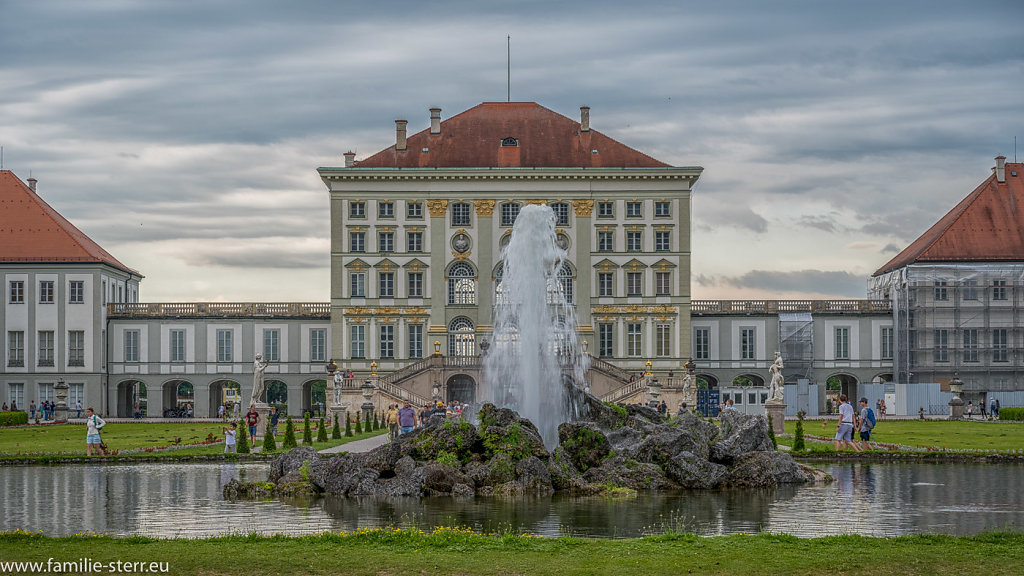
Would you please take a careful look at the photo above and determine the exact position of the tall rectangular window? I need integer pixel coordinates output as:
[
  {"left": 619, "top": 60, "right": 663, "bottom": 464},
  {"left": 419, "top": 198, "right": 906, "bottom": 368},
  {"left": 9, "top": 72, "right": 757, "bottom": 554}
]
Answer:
[
  {"left": 408, "top": 324, "right": 423, "bottom": 359},
  {"left": 408, "top": 272, "right": 423, "bottom": 298},
  {"left": 38, "top": 382, "right": 54, "bottom": 405},
  {"left": 69, "top": 281, "right": 84, "bottom": 304},
  {"left": 934, "top": 281, "right": 948, "bottom": 301},
  {"left": 963, "top": 329, "right": 979, "bottom": 363},
  {"left": 7, "top": 383, "right": 24, "bottom": 411},
  {"left": 500, "top": 203, "right": 520, "bottom": 226},
  {"left": 598, "top": 272, "right": 614, "bottom": 297},
  {"left": 379, "top": 325, "right": 395, "bottom": 359},
  {"left": 835, "top": 327, "right": 850, "bottom": 360},
  {"left": 407, "top": 231, "right": 423, "bottom": 252},
  {"left": 655, "top": 323, "right": 671, "bottom": 357},
  {"left": 379, "top": 272, "right": 395, "bottom": 298},
  {"left": 170, "top": 329, "right": 185, "bottom": 363},
  {"left": 655, "top": 231, "right": 670, "bottom": 252},
  {"left": 349, "top": 201, "right": 366, "bottom": 218},
  {"left": 350, "top": 325, "right": 365, "bottom": 359},
  {"left": 598, "top": 323, "right": 614, "bottom": 358},
  {"left": 263, "top": 329, "right": 280, "bottom": 362},
  {"left": 407, "top": 201, "right": 423, "bottom": 219},
  {"left": 216, "top": 329, "right": 232, "bottom": 363},
  {"left": 350, "top": 273, "right": 366, "bottom": 297},
  {"left": 597, "top": 202, "right": 614, "bottom": 218},
  {"left": 880, "top": 327, "right": 893, "bottom": 360},
  {"left": 598, "top": 231, "right": 614, "bottom": 252},
  {"left": 963, "top": 280, "right": 978, "bottom": 301},
  {"left": 626, "top": 272, "right": 643, "bottom": 296},
  {"left": 350, "top": 231, "right": 365, "bottom": 252},
  {"left": 627, "top": 323, "right": 642, "bottom": 357},
  {"left": 68, "top": 330, "right": 85, "bottom": 367},
  {"left": 933, "top": 329, "right": 949, "bottom": 362},
  {"left": 125, "top": 330, "right": 140, "bottom": 363},
  {"left": 378, "top": 231, "right": 394, "bottom": 253},
  {"left": 551, "top": 202, "right": 570, "bottom": 226},
  {"left": 378, "top": 201, "right": 395, "bottom": 218},
  {"left": 38, "top": 331, "right": 54, "bottom": 367},
  {"left": 69, "top": 383, "right": 84, "bottom": 408},
  {"left": 9, "top": 281, "right": 24, "bottom": 303},
  {"left": 694, "top": 327, "right": 710, "bottom": 360},
  {"left": 993, "top": 279, "right": 1008, "bottom": 300},
  {"left": 626, "top": 231, "right": 642, "bottom": 252},
  {"left": 451, "top": 202, "right": 471, "bottom": 227},
  {"left": 655, "top": 272, "right": 671, "bottom": 296},
  {"left": 7, "top": 331, "right": 24, "bottom": 367},
  {"left": 993, "top": 329, "right": 1009, "bottom": 362},
  {"left": 626, "top": 201, "right": 642, "bottom": 217},
  {"left": 310, "top": 328, "right": 326, "bottom": 362},
  {"left": 741, "top": 328, "right": 756, "bottom": 360},
  {"left": 655, "top": 201, "right": 671, "bottom": 217},
  {"left": 39, "top": 280, "right": 54, "bottom": 303}
]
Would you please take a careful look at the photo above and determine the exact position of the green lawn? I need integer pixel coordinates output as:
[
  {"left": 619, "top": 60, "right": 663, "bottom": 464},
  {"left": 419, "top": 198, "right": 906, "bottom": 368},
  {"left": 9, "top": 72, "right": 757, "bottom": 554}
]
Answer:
[
  {"left": 0, "top": 421, "right": 385, "bottom": 457},
  {"left": 0, "top": 530, "right": 1021, "bottom": 576},
  {"left": 782, "top": 419, "right": 1024, "bottom": 451}
]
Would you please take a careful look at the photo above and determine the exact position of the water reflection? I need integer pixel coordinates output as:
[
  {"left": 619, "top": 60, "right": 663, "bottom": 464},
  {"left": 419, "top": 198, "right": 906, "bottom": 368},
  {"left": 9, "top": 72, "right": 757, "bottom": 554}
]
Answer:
[{"left": 0, "top": 462, "right": 1020, "bottom": 538}]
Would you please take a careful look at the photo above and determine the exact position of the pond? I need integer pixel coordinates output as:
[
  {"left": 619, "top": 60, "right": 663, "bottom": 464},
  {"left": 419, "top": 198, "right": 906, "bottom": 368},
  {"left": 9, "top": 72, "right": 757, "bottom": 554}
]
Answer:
[{"left": 0, "top": 462, "right": 1020, "bottom": 538}]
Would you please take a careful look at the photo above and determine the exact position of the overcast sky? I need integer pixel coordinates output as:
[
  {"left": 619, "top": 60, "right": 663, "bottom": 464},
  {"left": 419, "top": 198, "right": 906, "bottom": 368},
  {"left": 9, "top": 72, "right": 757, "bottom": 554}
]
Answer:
[{"left": 2, "top": 0, "right": 1021, "bottom": 302}]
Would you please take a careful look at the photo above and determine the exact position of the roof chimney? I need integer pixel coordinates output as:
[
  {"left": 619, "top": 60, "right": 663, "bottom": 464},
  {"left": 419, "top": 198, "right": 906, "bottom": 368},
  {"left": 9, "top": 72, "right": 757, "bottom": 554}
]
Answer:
[
  {"left": 429, "top": 107, "right": 441, "bottom": 135},
  {"left": 27, "top": 177, "right": 37, "bottom": 192},
  {"left": 343, "top": 151, "right": 356, "bottom": 168},
  {"left": 395, "top": 120, "right": 408, "bottom": 151},
  {"left": 996, "top": 155, "right": 1006, "bottom": 183},
  {"left": 580, "top": 106, "right": 590, "bottom": 132}
]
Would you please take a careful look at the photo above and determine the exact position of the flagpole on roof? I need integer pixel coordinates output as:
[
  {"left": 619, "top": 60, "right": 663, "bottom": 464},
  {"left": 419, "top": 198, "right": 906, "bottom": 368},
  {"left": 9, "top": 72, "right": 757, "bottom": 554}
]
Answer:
[{"left": 507, "top": 35, "right": 511, "bottom": 102}]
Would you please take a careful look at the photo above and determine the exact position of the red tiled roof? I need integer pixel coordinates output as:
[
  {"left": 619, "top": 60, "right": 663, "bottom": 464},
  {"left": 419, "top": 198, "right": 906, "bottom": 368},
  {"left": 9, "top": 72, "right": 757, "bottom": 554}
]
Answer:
[
  {"left": 874, "top": 162, "right": 1024, "bottom": 276},
  {"left": 353, "top": 102, "right": 671, "bottom": 169},
  {"left": 0, "top": 170, "right": 140, "bottom": 275}
]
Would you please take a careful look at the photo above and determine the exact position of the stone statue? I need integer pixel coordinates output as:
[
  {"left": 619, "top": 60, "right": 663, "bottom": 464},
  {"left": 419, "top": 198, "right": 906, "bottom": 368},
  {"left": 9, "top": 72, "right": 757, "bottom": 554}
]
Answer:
[
  {"left": 679, "top": 371, "right": 696, "bottom": 411},
  {"left": 769, "top": 352, "right": 785, "bottom": 402},
  {"left": 333, "top": 372, "right": 344, "bottom": 406},
  {"left": 249, "top": 352, "right": 269, "bottom": 407}
]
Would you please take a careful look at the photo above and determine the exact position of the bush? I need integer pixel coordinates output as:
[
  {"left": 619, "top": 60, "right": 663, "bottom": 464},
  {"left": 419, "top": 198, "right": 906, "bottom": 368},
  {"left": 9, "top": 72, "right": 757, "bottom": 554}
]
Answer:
[
  {"left": 317, "top": 418, "right": 329, "bottom": 443},
  {"left": 793, "top": 411, "right": 806, "bottom": 452},
  {"left": 263, "top": 419, "right": 277, "bottom": 452},
  {"left": 345, "top": 412, "right": 353, "bottom": 437},
  {"left": 332, "top": 416, "right": 342, "bottom": 439},
  {"left": 999, "top": 407, "right": 1024, "bottom": 421},
  {"left": 0, "top": 411, "right": 28, "bottom": 426},
  {"left": 303, "top": 413, "right": 313, "bottom": 445},
  {"left": 237, "top": 420, "right": 250, "bottom": 453},
  {"left": 355, "top": 412, "right": 363, "bottom": 434},
  {"left": 767, "top": 414, "right": 777, "bottom": 449},
  {"left": 372, "top": 413, "right": 380, "bottom": 431},
  {"left": 281, "top": 417, "right": 298, "bottom": 450}
]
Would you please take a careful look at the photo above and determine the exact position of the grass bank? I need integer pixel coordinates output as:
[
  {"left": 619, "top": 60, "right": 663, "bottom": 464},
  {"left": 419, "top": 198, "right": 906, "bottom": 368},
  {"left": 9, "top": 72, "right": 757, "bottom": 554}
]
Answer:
[
  {"left": 780, "top": 419, "right": 1024, "bottom": 451},
  {"left": 0, "top": 529, "right": 1021, "bottom": 575}
]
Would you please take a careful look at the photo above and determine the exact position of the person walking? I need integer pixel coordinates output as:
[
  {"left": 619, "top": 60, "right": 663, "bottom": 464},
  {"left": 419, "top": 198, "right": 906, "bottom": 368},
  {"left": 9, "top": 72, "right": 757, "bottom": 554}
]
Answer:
[
  {"left": 76, "top": 400, "right": 82, "bottom": 419},
  {"left": 385, "top": 404, "right": 400, "bottom": 441},
  {"left": 419, "top": 404, "right": 432, "bottom": 427},
  {"left": 244, "top": 405, "right": 260, "bottom": 447},
  {"left": 270, "top": 407, "right": 280, "bottom": 437},
  {"left": 85, "top": 408, "right": 107, "bottom": 456},
  {"left": 966, "top": 401, "right": 974, "bottom": 419},
  {"left": 856, "top": 397, "right": 875, "bottom": 451},
  {"left": 223, "top": 423, "right": 237, "bottom": 453},
  {"left": 834, "top": 395, "right": 861, "bottom": 452},
  {"left": 397, "top": 401, "right": 416, "bottom": 436},
  {"left": 991, "top": 398, "right": 999, "bottom": 419},
  {"left": 29, "top": 401, "right": 36, "bottom": 421}
]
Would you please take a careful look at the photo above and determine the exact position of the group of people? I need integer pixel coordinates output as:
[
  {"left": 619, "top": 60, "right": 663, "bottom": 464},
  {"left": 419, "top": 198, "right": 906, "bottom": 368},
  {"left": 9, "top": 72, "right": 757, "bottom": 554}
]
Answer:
[
  {"left": 834, "top": 395, "right": 877, "bottom": 452},
  {"left": 2, "top": 400, "right": 85, "bottom": 420},
  {"left": 381, "top": 400, "right": 470, "bottom": 441},
  {"left": 217, "top": 403, "right": 242, "bottom": 421},
  {"left": 965, "top": 399, "right": 1001, "bottom": 419}
]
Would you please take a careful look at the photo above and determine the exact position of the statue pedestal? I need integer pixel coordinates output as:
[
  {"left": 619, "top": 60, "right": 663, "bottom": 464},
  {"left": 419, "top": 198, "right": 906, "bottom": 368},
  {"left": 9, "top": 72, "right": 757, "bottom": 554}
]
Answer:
[
  {"left": 764, "top": 401, "right": 786, "bottom": 435},
  {"left": 329, "top": 405, "right": 348, "bottom": 429},
  {"left": 254, "top": 403, "right": 271, "bottom": 438},
  {"left": 948, "top": 397, "right": 964, "bottom": 420}
]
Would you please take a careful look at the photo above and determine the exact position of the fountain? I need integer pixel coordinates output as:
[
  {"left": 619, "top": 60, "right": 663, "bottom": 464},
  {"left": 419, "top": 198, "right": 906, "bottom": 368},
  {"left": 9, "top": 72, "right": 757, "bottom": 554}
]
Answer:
[{"left": 483, "top": 204, "right": 588, "bottom": 447}]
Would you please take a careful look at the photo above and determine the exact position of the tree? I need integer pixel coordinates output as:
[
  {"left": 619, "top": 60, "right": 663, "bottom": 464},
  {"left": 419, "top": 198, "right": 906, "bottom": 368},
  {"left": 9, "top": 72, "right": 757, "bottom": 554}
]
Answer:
[
  {"left": 344, "top": 412, "right": 353, "bottom": 437},
  {"left": 332, "top": 416, "right": 342, "bottom": 439},
  {"left": 236, "top": 420, "right": 250, "bottom": 453},
  {"left": 302, "top": 413, "right": 313, "bottom": 445},
  {"left": 281, "top": 416, "right": 298, "bottom": 450},
  {"left": 355, "top": 411, "right": 363, "bottom": 434},
  {"left": 767, "top": 414, "right": 777, "bottom": 449},
  {"left": 262, "top": 419, "right": 277, "bottom": 452},
  {"left": 317, "top": 417, "right": 329, "bottom": 442},
  {"left": 793, "top": 411, "right": 806, "bottom": 452}
]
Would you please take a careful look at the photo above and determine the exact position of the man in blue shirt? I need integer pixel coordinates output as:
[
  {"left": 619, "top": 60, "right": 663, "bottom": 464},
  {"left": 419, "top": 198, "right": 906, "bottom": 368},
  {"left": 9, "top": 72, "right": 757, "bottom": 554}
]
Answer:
[{"left": 397, "top": 401, "right": 417, "bottom": 435}]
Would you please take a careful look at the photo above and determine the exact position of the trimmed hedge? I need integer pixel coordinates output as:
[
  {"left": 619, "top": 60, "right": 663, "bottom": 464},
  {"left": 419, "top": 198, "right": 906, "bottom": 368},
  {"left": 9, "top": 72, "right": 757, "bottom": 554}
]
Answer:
[
  {"left": 998, "top": 407, "right": 1024, "bottom": 421},
  {"left": 0, "top": 411, "right": 29, "bottom": 426}
]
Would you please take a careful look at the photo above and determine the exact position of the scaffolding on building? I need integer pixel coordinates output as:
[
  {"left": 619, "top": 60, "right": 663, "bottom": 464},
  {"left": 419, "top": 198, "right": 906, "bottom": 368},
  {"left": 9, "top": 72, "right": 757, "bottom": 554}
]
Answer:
[{"left": 778, "top": 313, "right": 814, "bottom": 383}]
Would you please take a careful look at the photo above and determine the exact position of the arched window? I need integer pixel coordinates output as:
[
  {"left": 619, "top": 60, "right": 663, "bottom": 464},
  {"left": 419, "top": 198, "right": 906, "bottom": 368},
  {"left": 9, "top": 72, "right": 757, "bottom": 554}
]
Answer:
[
  {"left": 546, "top": 262, "right": 575, "bottom": 304},
  {"left": 494, "top": 265, "right": 507, "bottom": 305},
  {"left": 447, "top": 262, "right": 477, "bottom": 305},
  {"left": 448, "top": 317, "right": 475, "bottom": 356}
]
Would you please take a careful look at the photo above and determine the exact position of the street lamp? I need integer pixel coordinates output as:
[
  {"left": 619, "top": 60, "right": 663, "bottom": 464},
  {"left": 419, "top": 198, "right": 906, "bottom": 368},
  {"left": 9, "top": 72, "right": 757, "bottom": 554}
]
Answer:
[
  {"left": 370, "top": 360, "right": 378, "bottom": 377},
  {"left": 644, "top": 360, "right": 653, "bottom": 376},
  {"left": 433, "top": 339, "right": 442, "bottom": 356}
]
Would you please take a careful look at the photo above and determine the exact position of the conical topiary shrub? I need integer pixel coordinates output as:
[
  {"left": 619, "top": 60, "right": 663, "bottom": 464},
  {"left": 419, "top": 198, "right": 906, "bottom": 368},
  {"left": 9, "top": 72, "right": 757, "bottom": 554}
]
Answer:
[
  {"left": 262, "top": 419, "right": 277, "bottom": 452},
  {"left": 317, "top": 417, "right": 329, "bottom": 442},
  {"left": 236, "top": 420, "right": 250, "bottom": 454},
  {"left": 332, "top": 416, "right": 342, "bottom": 439},
  {"left": 767, "top": 414, "right": 778, "bottom": 449},
  {"left": 355, "top": 412, "right": 363, "bottom": 434},
  {"left": 303, "top": 413, "right": 313, "bottom": 445},
  {"left": 373, "top": 412, "right": 380, "bottom": 431},
  {"left": 793, "top": 411, "right": 806, "bottom": 452},
  {"left": 344, "top": 412, "right": 353, "bottom": 437},
  {"left": 281, "top": 416, "right": 298, "bottom": 450}
]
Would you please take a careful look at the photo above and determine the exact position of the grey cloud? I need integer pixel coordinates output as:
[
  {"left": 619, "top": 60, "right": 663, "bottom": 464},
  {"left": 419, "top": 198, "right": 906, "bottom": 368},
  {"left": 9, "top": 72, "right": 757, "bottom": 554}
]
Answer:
[
  {"left": 180, "top": 244, "right": 327, "bottom": 270},
  {"left": 721, "top": 270, "right": 865, "bottom": 298},
  {"left": 881, "top": 243, "right": 901, "bottom": 254}
]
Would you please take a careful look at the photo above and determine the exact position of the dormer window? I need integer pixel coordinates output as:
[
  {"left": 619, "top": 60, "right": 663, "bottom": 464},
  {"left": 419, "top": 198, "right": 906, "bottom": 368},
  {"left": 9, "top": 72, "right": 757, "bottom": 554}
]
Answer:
[{"left": 501, "top": 137, "right": 519, "bottom": 147}]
